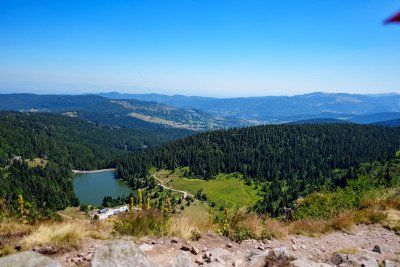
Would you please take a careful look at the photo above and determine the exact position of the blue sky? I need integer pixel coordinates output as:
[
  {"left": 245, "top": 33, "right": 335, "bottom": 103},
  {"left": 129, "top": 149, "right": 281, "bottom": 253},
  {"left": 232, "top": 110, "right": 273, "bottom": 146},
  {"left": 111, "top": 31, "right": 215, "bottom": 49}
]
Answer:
[{"left": 0, "top": 0, "right": 399, "bottom": 97}]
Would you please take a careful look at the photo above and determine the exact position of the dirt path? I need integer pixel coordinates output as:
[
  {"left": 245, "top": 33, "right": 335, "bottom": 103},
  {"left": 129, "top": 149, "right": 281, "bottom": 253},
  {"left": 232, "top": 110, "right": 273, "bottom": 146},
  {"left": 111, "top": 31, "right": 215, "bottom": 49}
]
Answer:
[
  {"left": 152, "top": 174, "right": 192, "bottom": 198},
  {"left": 138, "top": 224, "right": 400, "bottom": 266}
]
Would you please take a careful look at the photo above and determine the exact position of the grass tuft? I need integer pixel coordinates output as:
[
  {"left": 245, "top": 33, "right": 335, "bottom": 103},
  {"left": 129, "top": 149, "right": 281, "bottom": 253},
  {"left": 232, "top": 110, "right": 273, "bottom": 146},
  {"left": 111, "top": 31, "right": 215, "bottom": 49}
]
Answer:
[
  {"left": 22, "top": 222, "right": 85, "bottom": 250},
  {"left": 217, "top": 208, "right": 286, "bottom": 242}
]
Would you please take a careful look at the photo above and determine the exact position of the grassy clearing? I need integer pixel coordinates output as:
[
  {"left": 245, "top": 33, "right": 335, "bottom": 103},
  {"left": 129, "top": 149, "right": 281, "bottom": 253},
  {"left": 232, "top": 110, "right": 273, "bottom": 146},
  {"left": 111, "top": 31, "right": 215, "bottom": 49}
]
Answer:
[
  {"left": 156, "top": 170, "right": 262, "bottom": 209},
  {"left": 25, "top": 158, "right": 48, "bottom": 168}
]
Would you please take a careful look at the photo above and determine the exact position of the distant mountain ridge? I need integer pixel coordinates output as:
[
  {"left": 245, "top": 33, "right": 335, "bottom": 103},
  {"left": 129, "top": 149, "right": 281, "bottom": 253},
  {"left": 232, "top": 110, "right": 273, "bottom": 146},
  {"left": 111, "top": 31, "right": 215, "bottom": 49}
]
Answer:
[
  {"left": 1, "top": 93, "right": 400, "bottom": 129},
  {"left": 0, "top": 93, "right": 248, "bottom": 131},
  {"left": 99, "top": 92, "right": 400, "bottom": 123}
]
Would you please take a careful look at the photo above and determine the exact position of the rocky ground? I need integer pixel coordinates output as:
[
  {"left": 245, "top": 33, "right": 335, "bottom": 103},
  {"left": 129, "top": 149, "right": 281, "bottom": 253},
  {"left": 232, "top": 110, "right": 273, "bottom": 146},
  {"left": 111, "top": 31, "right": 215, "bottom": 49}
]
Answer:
[
  {"left": 40, "top": 224, "right": 399, "bottom": 266},
  {"left": 138, "top": 224, "right": 400, "bottom": 266}
]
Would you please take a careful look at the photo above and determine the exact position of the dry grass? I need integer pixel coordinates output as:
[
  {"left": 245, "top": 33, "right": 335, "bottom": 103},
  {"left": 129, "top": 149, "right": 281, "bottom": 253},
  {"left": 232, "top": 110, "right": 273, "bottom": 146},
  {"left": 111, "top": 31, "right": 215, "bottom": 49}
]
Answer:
[
  {"left": 381, "top": 209, "right": 400, "bottom": 232},
  {"left": 0, "top": 219, "right": 33, "bottom": 237},
  {"left": 354, "top": 208, "right": 387, "bottom": 225},
  {"left": 58, "top": 207, "right": 90, "bottom": 220},
  {"left": 359, "top": 188, "right": 400, "bottom": 211},
  {"left": 87, "top": 221, "right": 111, "bottom": 240},
  {"left": 22, "top": 221, "right": 86, "bottom": 250},
  {"left": 329, "top": 212, "right": 355, "bottom": 231},
  {"left": 0, "top": 219, "right": 33, "bottom": 256},
  {"left": 0, "top": 244, "right": 15, "bottom": 257},
  {"left": 169, "top": 203, "right": 216, "bottom": 239},
  {"left": 288, "top": 219, "right": 329, "bottom": 236},
  {"left": 218, "top": 208, "right": 286, "bottom": 241},
  {"left": 169, "top": 217, "right": 203, "bottom": 239},
  {"left": 289, "top": 212, "right": 355, "bottom": 236}
]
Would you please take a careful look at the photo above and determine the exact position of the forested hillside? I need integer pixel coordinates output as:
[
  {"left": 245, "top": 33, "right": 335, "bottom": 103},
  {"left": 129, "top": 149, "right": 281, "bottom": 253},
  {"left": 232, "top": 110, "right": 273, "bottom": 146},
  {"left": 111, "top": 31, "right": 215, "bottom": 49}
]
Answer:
[
  {"left": 117, "top": 124, "right": 400, "bottom": 214},
  {"left": 0, "top": 111, "right": 180, "bottom": 170},
  {"left": 0, "top": 111, "right": 180, "bottom": 215}
]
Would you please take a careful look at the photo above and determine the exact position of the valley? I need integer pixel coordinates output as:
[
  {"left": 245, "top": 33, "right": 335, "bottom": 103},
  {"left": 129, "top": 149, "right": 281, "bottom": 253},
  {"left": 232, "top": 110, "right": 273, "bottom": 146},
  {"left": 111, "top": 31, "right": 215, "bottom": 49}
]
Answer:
[{"left": 1, "top": 1, "right": 400, "bottom": 266}]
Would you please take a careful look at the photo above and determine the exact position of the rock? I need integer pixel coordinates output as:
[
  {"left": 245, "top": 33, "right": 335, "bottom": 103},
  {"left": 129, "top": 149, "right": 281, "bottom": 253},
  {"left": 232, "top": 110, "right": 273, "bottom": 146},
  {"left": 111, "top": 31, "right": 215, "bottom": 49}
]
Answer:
[
  {"left": 359, "top": 255, "right": 379, "bottom": 267},
  {"left": 33, "top": 246, "right": 58, "bottom": 254},
  {"left": 267, "top": 246, "right": 296, "bottom": 264},
  {"left": 0, "top": 251, "right": 61, "bottom": 267},
  {"left": 205, "top": 257, "right": 213, "bottom": 263},
  {"left": 203, "top": 250, "right": 211, "bottom": 260},
  {"left": 172, "top": 252, "right": 194, "bottom": 267},
  {"left": 291, "top": 259, "right": 334, "bottom": 267},
  {"left": 232, "top": 259, "right": 244, "bottom": 266},
  {"left": 206, "top": 263, "right": 225, "bottom": 267},
  {"left": 210, "top": 247, "right": 230, "bottom": 261},
  {"left": 226, "top": 243, "right": 233, "bottom": 248},
  {"left": 248, "top": 250, "right": 268, "bottom": 266},
  {"left": 384, "top": 260, "right": 394, "bottom": 267},
  {"left": 292, "top": 245, "right": 298, "bottom": 251},
  {"left": 331, "top": 253, "right": 344, "bottom": 265},
  {"left": 139, "top": 243, "right": 154, "bottom": 252},
  {"left": 215, "top": 257, "right": 225, "bottom": 263},
  {"left": 345, "top": 254, "right": 357, "bottom": 264},
  {"left": 171, "top": 237, "right": 179, "bottom": 244},
  {"left": 195, "top": 257, "right": 204, "bottom": 265},
  {"left": 181, "top": 244, "right": 192, "bottom": 252},
  {"left": 91, "top": 240, "right": 156, "bottom": 267},
  {"left": 257, "top": 245, "right": 265, "bottom": 251},
  {"left": 190, "top": 245, "right": 200, "bottom": 255},
  {"left": 372, "top": 245, "right": 381, "bottom": 253}
]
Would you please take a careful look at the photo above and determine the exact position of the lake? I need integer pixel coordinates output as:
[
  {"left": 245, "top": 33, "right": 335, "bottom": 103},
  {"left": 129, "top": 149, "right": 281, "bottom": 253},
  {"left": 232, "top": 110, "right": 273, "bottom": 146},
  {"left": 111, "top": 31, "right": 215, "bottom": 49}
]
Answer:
[{"left": 73, "top": 170, "right": 133, "bottom": 206}]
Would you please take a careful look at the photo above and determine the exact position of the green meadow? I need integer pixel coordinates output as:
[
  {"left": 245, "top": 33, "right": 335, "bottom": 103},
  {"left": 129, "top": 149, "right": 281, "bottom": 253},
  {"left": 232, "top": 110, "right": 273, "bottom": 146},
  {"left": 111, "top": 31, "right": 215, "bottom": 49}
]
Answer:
[{"left": 156, "top": 170, "right": 262, "bottom": 209}]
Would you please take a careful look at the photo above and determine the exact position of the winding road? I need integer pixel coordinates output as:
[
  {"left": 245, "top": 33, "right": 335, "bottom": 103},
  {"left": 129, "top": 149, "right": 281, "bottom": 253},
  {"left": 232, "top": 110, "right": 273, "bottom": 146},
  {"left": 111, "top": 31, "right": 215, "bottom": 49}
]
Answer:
[{"left": 152, "top": 173, "right": 192, "bottom": 199}]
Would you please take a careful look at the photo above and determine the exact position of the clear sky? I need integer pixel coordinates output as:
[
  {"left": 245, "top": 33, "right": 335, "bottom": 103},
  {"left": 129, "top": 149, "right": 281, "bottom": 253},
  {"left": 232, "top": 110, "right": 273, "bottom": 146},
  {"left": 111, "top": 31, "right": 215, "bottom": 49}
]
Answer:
[{"left": 0, "top": 0, "right": 399, "bottom": 97}]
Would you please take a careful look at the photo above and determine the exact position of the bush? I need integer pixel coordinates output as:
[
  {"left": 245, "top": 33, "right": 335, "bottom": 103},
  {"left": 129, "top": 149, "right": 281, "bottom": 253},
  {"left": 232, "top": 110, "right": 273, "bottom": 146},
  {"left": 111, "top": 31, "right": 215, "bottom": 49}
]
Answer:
[{"left": 114, "top": 209, "right": 169, "bottom": 237}]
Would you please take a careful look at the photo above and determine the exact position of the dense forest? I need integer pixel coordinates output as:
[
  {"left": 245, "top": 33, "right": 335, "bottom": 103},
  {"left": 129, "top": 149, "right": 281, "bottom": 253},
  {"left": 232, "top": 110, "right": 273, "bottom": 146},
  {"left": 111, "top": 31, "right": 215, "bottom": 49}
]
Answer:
[
  {"left": 0, "top": 111, "right": 187, "bottom": 170},
  {"left": 117, "top": 124, "right": 400, "bottom": 215}
]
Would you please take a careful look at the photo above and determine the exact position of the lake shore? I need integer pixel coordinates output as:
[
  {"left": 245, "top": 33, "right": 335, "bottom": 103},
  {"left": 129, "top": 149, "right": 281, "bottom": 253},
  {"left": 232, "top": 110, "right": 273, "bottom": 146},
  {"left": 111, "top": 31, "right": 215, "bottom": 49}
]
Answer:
[{"left": 72, "top": 168, "right": 116, "bottom": 174}]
